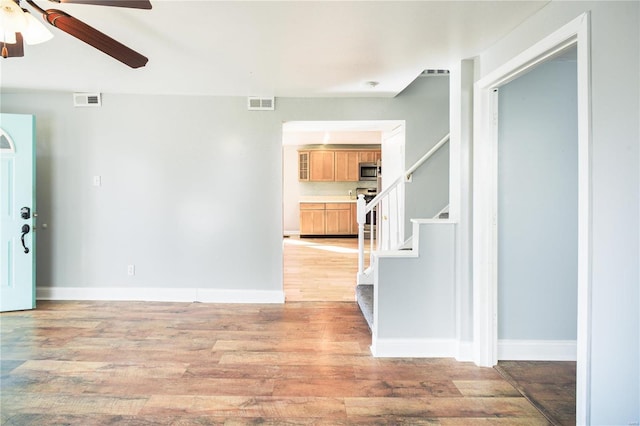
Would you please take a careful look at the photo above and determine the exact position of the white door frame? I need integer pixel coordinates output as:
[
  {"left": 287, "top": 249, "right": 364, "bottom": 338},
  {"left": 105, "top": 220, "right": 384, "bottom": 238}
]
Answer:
[{"left": 472, "top": 12, "right": 591, "bottom": 424}]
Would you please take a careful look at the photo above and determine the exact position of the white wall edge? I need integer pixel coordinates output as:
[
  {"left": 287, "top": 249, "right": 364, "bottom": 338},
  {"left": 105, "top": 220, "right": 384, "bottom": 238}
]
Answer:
[
  {"left": 371, "top": 336, "right": 457, "bottom": 358},
  {"left": 37, "top": 287, "right": 285, "bottom": 304},
  {"left": 498, "top": 339, "right": 577, "bottom": 361}
]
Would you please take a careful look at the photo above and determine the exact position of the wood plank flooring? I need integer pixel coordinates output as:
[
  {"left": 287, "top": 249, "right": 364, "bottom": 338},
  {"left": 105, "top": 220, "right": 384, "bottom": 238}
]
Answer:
[
  {"left": 496, "top": 361, "right": 576, "bottom": 426},
  {"left": 283, "top": 236, "right": 368, "bottom": 302},
  {"left": 1, "top": 301, "right": 551, "bottom": 425},
  {"left": 0, "top": 237, "right": 573, "bottom": 424}
]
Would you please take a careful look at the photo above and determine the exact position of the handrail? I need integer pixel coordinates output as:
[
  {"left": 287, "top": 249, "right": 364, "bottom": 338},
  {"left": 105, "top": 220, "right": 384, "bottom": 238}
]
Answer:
[
  {"left": 363, "top": 175, "right": 403, "bottom": 214},
  {"left": 356, "top": 132, "right": 450, "bottom": 283},
  {"left": 405, "top": 133, "right": 450, "bottom": 180},
  {"left": 363, "top": 132, "right": 450, "bottom": 215}
]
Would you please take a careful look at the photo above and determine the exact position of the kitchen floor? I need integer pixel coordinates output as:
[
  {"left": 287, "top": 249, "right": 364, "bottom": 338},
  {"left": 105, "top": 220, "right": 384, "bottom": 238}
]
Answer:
[{"left": 283, "top": 236, "right": 369, "bottom": 302}]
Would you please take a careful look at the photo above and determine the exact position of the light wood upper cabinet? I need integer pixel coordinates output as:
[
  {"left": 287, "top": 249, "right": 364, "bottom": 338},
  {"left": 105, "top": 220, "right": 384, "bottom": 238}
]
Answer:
[
  {"left": 359, "top": 151, "right": 381, "bottom": 164},
  {"left": 334, "top": 151, "right": 359, "bottom": 182},
  {"left": 298, "top": 148, "right": 380, "bottom": 182},
  {"left": 309, "top": 151, "right": 335, "bottom": 181},
  {"left": 298, "top": 151, "right": 309, "bottom": 181}
]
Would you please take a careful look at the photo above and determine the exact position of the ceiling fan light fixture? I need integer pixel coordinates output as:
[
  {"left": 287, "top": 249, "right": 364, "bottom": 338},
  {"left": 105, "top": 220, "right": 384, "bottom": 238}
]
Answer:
[
  {"left": 0, "top": 0, "right": 28, "bottom": 33},
  {"left": 21, "top": 9, "right": 53, "bottom": 44}
]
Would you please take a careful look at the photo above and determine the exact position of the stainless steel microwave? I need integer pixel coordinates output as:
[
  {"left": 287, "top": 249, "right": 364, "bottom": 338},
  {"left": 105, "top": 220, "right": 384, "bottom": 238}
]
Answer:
[{"left": 359, "top": 162, "right": 379, "bottom": 181}]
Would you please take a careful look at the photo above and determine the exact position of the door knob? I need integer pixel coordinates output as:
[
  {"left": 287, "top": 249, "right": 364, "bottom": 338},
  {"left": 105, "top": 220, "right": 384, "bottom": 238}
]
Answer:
[{"left": 20, "top": 224, "right": 30, "bottom": 254}]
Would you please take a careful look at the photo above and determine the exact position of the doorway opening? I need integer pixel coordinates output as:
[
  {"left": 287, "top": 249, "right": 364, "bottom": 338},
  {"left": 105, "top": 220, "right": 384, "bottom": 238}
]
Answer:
[
  {"left": 282, "top": 120, "right": 405, "bottom": 302},
  {"left": 472, "top": 12, "right": 590, "bottom": 424},
  {"left": 495, "top": 45, "right": 578, "bottom": 426}
]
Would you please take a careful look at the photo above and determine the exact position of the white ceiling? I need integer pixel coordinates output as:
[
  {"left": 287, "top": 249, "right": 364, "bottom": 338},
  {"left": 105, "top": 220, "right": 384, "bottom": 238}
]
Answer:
[{"left": 1, "top": 0, "right": 548, "bottom": 97}]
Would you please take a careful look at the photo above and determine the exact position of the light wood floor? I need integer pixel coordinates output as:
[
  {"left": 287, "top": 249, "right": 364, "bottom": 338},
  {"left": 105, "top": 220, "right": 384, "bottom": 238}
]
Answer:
[
  {"left": 0, "top": 238, "right": 566, "bottom": 424},
  {"left": 1, "top": 301, "right": 551, "bottom": 425},
  {"left": 284, "top": 236, "right": 367, "bottom": 302}
]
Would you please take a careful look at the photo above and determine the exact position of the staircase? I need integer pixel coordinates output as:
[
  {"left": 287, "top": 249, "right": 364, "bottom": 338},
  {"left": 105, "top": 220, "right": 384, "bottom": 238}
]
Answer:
[
  {"left": 356, "top": 133, "right": 450, "bottom": 286},
  {"left": 355, "top": 133, "right": 457, "bottom": 357},
  {"left": 356, "top": 206, "right": 448, "bottom": 331}
]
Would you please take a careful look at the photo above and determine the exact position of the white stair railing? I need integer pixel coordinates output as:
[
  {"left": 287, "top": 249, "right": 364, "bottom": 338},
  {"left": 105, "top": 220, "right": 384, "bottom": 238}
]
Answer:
[{"left": 357, "top": 133, "right": 450, "bottom": 284}]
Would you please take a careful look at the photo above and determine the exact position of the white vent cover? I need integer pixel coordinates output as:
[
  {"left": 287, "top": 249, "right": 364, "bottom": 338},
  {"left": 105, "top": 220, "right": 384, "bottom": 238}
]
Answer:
[
  {"left": 247, "top": 97, "right": 275, "bottom": 111},
  {"left": 73, "top": 93, "right": 102, "bottom": 107}
]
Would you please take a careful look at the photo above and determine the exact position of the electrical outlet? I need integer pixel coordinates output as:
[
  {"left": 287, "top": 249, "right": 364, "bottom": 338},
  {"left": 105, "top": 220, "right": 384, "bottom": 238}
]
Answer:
[{"left": 127, "top": 264, "right": 135, "bottom": 276}]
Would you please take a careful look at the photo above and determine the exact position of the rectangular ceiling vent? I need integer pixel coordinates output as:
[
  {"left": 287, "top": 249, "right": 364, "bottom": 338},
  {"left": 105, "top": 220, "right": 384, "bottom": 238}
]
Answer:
[
  {"left": 247, "top": 97, "right": 275, "bottom": 111},
  {"left": 420, "top": 69, "right": 450, "bottom": 77},
  {"left": 73, "top": 93, "right": 102, "bottom": 107}
]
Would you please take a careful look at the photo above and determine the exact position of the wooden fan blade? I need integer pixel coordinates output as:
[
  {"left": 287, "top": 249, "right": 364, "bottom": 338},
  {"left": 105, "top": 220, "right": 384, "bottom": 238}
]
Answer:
[
  {"left": 57, "top": 0, "right": 152, "bottom": 10},
  {"left": 44, "top": 9, "right": 148, "bottom": 68},
  {"left": 2, "top": 33, "right": 25, "bottom": 58}
]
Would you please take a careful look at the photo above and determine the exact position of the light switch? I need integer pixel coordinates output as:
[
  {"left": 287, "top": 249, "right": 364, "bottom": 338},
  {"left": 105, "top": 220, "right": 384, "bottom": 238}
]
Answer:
[{"left": 93, "top": 175, "right": 101, "bottom": 187}]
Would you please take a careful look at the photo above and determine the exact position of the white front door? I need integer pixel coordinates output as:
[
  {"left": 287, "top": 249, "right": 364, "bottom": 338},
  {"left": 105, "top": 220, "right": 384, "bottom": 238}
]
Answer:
[{"left": 0, "top": 113, "right": 36, "bottom": 312}]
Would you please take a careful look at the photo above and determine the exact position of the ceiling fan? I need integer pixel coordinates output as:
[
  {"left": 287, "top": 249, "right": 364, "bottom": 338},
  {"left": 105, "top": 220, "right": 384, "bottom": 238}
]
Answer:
[{"left": 0, "top": 0, "right": 151, "bottom": 68}]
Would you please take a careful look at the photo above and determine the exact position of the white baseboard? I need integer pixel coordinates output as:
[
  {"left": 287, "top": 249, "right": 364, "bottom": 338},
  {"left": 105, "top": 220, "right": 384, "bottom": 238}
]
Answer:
[
  {"left": 37, "top": 287, "right": 285, "bottom": 304},
  {"left": 455, "top": 340, "right": 474, "bottom": 362},
  {"left": 498, "top": 339, "right": 577, "bottom": 361},
  {"left": 371, "top": 336, "right": 457, "bottom": 358}
]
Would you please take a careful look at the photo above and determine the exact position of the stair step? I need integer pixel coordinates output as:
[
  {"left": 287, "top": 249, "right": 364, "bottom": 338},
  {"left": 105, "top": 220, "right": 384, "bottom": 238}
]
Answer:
[{"left": 356, "top": 284, "right": 374, "bottom": 330}]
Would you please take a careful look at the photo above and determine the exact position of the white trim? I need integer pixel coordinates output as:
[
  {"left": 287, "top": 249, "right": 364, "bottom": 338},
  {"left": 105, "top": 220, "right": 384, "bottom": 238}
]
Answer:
[
  {"left": 473, "top": 12, "right": 591, "bottom": 425},
  {"left": 573, "top": 14, "right": 593, "bottom": 426},
  {"left": 371, "top": 336, "right": 457, "bottom": 358},
  {"left": 455, "top": 341, "right": 474, "bottom": 362},
  {"left": 498, "top": 340, "right": 577, "bottom": 361},
  {"left": 197, "top": 288, "right": 285, "bottom": 304},
  {"left": 370, "top": 336, "right": 474, "bottom": 361},
  {"left": 37, "top": 287, "right": 285, "bottom": 304}
]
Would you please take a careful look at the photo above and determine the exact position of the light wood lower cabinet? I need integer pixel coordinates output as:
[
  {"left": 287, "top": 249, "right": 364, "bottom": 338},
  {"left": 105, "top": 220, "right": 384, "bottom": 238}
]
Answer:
[
  {"left": 325, "top": 203, "right": 352, "bottom": 234},
  {"left": 300, "top": 202, "right": 356, "bottom": 236},
  {"left": 299, "top": 203, "right": 326, "bottom": 235}
]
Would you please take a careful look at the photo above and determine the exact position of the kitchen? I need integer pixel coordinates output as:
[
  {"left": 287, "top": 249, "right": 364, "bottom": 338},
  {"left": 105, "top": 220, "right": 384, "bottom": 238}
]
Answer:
[{"left": 283, "top": 132, "right": 382, "bottom": 238}]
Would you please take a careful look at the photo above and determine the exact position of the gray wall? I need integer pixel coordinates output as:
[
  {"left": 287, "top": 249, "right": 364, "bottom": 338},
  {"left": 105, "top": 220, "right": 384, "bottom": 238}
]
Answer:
[
  {"left": 479, "top": 2, "right": 639, "bottom": 423},
  {"left": 0, "top": 75, "right": 449, "bottom": 294},
  {"left": 401, "top": 77, "right": 451, "bottom": 226},
  {"left": 376, "top": 223, "right": 455, "bottom": 340},
  {"left": 497, "top": 55, "right": 578, "bottom": 341}
]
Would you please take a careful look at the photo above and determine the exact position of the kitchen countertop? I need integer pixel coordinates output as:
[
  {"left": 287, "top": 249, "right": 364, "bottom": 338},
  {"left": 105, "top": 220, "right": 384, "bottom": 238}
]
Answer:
[{"left": 299, "top": 196, "right": 357, "bottom": 203}]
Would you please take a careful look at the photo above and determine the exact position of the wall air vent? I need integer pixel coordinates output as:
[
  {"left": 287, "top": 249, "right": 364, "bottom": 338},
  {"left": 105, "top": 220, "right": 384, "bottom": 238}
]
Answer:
[
  {"left": 247, "top": 97, "right": 275, "bottom": 111},
  {"left": 73, "top": 93, "right": 102, "bottom": 107}
]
